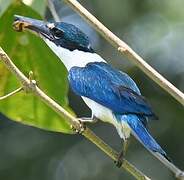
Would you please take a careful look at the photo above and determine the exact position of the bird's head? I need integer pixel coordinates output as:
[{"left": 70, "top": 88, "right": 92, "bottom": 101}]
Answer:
[
  {"left": 13, "top": 15, "right": 94, "bottom": 53},
  {"left": 13, "top": 15, "right": 105, "bottom": 70}
]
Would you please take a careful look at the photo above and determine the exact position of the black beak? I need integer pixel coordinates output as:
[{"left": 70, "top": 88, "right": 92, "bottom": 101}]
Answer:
[{"left": 13, "top": 15, "right": 54, "bottom": 40}]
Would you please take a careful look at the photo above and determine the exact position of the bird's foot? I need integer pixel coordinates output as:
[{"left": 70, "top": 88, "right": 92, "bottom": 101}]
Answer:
[
  {"left": 114, "top": 158, "right": 124, "bottom": 168},
  {"left": 79, "top": 116, "right": 98, "bottom": 123},
  {"left": 71, "top": 119, "right": 86, "bottom": 134},
  {"left": 114, "top": 139, "right": 129, "bottom": 168},
  {"left": 114, "top": 150, "right": 124, "bottom": 168}
]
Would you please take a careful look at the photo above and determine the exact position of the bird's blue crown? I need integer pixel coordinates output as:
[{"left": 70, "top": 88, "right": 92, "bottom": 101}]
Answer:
[{"left": 50, "top": 22, "right": 94, "bottom": 53}]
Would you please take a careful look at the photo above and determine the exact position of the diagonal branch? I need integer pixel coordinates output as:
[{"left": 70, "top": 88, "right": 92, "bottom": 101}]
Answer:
[
  {"left": 64, "top": 0, "right": 184, "bottom": 106},
  {"left": 0, "top": 47, "right": 151, "bottom": 180},
  {"left": 47, "top": 0, "right": 61, "bottom": 21}
]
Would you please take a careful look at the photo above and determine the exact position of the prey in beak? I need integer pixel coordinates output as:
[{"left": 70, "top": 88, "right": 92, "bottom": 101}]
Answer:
[
  {"left": 13, "top": 15, "right": 54, "bottom": 40},
  {"left": 13, "top": 15, "right": 32, "bottom": 32}
]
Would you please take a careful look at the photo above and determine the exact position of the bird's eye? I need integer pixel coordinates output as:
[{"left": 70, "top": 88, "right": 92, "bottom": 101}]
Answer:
[{"left": 52, "top": 27, "right": 64, "bottom": 39}]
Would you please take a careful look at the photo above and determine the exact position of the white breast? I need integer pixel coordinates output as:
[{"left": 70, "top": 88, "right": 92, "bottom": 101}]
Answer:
[
  {"left": 43, "top": 38, "right": 106, "bottom": 70},
  {"left": 82, "top": 97, "right": 131, "bottom": 140},
  {"left": 82, "top": 96, "right": 115, "bottom": 124}
]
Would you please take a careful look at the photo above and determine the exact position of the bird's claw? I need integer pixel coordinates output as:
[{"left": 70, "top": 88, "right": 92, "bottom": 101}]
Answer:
[
  {"left": 79, "top": 116, "right": 99, "bottom": 123},
  {"left": 78, "top": 120, "right": 86, "bottom": 133},
  {"left": 114, "top": 157, "right": 124, "bottom": 168},
  {"left": 115, "top": 140, "right": 127, "bottom": 168},
  {"left": 70, "top": 119, "right": 86, "bottom": 134}
]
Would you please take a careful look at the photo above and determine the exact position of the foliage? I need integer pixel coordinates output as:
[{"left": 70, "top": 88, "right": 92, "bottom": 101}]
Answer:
[{"left": 0, "top": 2, "right": 73, "bottom": 134}]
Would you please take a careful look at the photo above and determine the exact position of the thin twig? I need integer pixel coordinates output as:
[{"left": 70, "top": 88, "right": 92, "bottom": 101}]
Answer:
[
  {"left": 0, "top": 87, "right": 23, "bottom": 100},
  {"left": 47, "top": 0, "right": 60, "bottom": 21},
  {"left": 0, "top": 47, "right": 151, "bottom": 180},
  {"left": 64, "top": 0, "right": 184, "bottom": 106}
]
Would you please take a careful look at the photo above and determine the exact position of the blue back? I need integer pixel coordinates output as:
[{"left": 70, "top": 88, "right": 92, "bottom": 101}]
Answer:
[{"left": 68, "top": 62, "right": 157, "bottom": 118}]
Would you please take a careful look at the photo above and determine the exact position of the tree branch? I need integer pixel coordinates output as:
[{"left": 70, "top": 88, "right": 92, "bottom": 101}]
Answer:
[
  {"left": 47, "top": 0, "right": 61, "bottom": 21},
  {"left": 0, "top": 47, "right": 151, "bottom": 179},
  {"left": 0, "top": 87, "right": 23, "bottom": 100},
  {"left": 64, "top": 0, "right": 184, "bottom": 106}
]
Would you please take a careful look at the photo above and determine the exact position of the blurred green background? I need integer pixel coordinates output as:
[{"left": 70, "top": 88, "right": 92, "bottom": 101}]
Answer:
[{"left": 0, "top": 0, "right": 184, "bottom": 180}]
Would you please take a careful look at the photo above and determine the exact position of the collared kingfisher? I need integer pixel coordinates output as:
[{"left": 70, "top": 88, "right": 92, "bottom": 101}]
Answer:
[{"left": 13, "top": 15, "right": 183, "bottom": 177}]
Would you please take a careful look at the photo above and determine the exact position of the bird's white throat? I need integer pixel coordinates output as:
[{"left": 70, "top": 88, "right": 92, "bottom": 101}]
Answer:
[{"left": 43, "top": 38, "right": 106, "bottom": 71}]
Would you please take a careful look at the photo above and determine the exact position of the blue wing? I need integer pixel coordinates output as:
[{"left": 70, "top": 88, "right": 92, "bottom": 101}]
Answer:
[{"left": 68, "top": 62, "right": 157, "bottom": 118}]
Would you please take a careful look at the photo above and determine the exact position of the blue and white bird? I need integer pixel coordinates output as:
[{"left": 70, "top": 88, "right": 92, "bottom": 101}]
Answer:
[{"left": 13, "top": 15, "right": 183, "bottom": 177}]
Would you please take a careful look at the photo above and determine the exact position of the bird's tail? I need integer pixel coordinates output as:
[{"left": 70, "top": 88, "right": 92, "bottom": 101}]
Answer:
[{"left": 117, "top": 114, "right": 184, "bottom": 178}]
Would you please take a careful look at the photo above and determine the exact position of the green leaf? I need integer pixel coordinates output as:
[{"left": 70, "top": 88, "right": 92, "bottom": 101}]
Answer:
[
  {"left": 0, "top": 0, "right": 13, "bottom": 17},
  {"left": 0, "top": 2, "right": 73, "bottom": 134},
  {"left": 21, "top": 0, "right": 47, "bottom": 16}
]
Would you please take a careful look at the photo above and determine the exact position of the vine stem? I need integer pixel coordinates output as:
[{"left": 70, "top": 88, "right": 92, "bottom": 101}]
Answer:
[
  {"left": 0, "top": 87, "right": 23, "bottom": 100},
  {"left": 64, "top": 0, "right": 184, "bottom": 106},
  {"left": 0, "top": 47, "right": 151, "bottom": 180}
]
